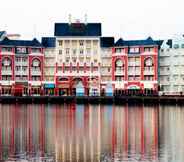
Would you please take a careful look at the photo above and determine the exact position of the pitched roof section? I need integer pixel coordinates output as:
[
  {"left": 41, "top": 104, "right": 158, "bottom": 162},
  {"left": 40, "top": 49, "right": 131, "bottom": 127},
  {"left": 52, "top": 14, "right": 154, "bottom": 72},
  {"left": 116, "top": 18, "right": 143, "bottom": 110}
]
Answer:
[
  {"left": 54, "top": 23, "right": 101, "bottom": 36},
  {"left": 115, "top": 37, "right": 158, "bottom": 47},
  {"left": 100, "top": 37, "right": 114, "bottom": 47},
  {"left": 42, "top": 37, "right": 56, "bottom": 48},
  {"left": 0, "top": 37, "right": 43, "bottom": 47},
  {"left": 166, "top": 39, "right": 172, "bottom": 48},
  {"left": 155, "top": 40, "right": 164, "bottom": 49},
  {"left": 0, "top": 31, "right": 6, "bottom": 38}
]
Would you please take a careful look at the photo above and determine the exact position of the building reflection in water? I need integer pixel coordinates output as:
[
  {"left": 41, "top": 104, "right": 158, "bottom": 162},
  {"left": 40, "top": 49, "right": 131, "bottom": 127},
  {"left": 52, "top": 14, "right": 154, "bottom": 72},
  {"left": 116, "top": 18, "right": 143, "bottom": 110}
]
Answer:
[{"left": 0, "top": 103, "right": 161, "bottom": 161}]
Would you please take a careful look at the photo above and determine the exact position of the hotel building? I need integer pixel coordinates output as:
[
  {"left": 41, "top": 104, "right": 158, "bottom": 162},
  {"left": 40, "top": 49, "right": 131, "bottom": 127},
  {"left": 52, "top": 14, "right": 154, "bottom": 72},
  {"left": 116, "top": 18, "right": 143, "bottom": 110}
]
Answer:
[
  {"left": 112, "top": 37, "right": 159, "bottom": 95},
  {"left": 159, "top": 35, "right": 184, "bottom": 95},
  {"left": 100, "top": 37, "right": 114, "bottom": 95},
  {"left": 0, "top": 37, "right": 44, "bottom": 96},
  {"left": 54, "top": 21, "right": 102, "bottom": 96},
  {"left": 42, "top": 37, "right": 56, "bottom": 95}
]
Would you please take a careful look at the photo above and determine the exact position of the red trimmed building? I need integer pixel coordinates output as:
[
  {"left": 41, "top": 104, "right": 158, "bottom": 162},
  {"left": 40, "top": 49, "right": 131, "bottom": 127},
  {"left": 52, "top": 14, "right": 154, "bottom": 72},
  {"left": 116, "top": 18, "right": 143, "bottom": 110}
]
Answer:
[
  {"left": 0, "top": 37, "right": 44, "bottom": 96},
  {"left": 53, "top": 21, "right": 102, "bottom": 96},
  {"left": 112, "top": 37, "right": 159, "bottom": 95}
]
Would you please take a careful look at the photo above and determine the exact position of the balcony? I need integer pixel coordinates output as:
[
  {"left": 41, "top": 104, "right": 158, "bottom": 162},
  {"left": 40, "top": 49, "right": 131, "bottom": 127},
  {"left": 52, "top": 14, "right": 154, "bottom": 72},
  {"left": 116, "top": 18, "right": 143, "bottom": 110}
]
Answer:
[
  {"left": 15, "top": 61, "right": 28, "bottom": 66},
  {"left": 144, "top": 70, "right": 154, "bottom": 75},
  {"left": 31, "top": 70, "right": 41, "bottom": 76},
  {"left": 15, "top": 70, "right": 28, "bottom": 76},
  {"left": 128, "top": 71, "right": 140, "bottom": 76},
  {"left": 2, "top": 70, "right": 12, "bottom": 75},
  {"left": 115, "top": 70, "right": 124, "bottom": 76}
]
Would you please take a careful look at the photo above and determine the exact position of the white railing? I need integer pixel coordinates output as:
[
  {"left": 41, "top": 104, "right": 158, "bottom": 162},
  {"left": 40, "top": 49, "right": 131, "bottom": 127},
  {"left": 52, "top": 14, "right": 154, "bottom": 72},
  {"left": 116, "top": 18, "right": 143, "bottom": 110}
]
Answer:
[
  {"left": 115, "top": 71, "right": 124, "bottom": 76},
  {"left": 144, "top": 70, "right": 154, "bottom": 75},
  {"left": 15, "top": 70, "right": 28, "bottom": 75},
  {"left": 31, "top": 70, "right": 41, "bottom": 76},
  {"left": 1, "top": 70, "right": 12, "bottom": 75}
]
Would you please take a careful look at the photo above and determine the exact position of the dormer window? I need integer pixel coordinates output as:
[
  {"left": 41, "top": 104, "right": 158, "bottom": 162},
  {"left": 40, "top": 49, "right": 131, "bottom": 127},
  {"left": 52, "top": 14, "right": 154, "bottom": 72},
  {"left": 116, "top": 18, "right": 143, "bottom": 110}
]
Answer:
[
  {"left": 115, "top": 48, "right": 122, "bottom": 53},
  {"left": 1, "top": 47, "right": 12, "bottom": 52},
  {"left": 16, "top": 47, "right": 27, "bottom": 54},
  {"left": 144, "top": 47, "right": 154, "bottom": 52},
  {"left": 32, "top": 48, "right": 41, "bottom": 53},
  {"left": 129, "top": 47, "right": 139, "bottom": 53}
]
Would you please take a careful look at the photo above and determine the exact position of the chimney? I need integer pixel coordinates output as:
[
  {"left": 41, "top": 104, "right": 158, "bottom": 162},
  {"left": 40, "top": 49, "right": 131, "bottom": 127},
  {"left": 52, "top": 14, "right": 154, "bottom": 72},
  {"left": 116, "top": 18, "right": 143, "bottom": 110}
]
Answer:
[
  {"left": 84, "top": 14, "right": 88, "bottom": 25},
  {"left": 69, "top": 14, "right": 72, "bottom": 24}
]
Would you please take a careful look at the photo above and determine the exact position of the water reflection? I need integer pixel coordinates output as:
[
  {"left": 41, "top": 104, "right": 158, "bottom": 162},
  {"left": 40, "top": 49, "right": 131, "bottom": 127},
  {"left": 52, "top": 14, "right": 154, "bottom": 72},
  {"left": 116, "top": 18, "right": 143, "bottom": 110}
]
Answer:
[{"left": 0, "top": 104, "right": 182, "bottom": 161}]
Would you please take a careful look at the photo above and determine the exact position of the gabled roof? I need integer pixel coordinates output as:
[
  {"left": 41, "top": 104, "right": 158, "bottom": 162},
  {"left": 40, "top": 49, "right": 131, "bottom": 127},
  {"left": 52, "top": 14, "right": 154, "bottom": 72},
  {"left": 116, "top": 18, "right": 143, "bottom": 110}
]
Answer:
[
  {"left": 42, "top": 37, "right": 56, "bottom": 48},
  {"left": 54, "top": 23, "right": 101, "bottom": 36},
  {"left": 0, "top": 37, "right": 43, "bottom": 47},
  {"left": 115, "top": 37, "right": 158, "bottom": 47},
  {"left": 155, "top": 40, "right": 164, "bottom": 49},
  {"left": 0, "top": 31, "right": 6, "bottom": 38},
  {"left": 100, "top": 37, "right": 114, "bottom": 47}
]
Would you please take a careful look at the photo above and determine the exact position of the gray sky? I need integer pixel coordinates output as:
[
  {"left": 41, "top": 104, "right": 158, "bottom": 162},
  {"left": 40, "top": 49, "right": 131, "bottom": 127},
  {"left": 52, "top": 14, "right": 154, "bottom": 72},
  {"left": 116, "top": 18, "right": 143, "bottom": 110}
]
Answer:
[{"left": 0, "top": 0, "right": 184, "bottom": 41}]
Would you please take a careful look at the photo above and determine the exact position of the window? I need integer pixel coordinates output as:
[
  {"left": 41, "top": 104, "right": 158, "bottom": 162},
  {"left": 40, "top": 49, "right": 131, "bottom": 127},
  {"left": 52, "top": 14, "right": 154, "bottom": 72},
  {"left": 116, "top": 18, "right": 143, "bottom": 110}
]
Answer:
[
  {"left": 167, "top": 77, "right": 170, "bottom": 81},
  {"left": 94, "top": 49, "right": 98, "bottom": 55},
  {"left": 1, "top": 47, "right": 12, "bottom": 52},
  {"left": 72, "top": 67, "right": 77, "bottom": 71},
  {"left": 58, "top": 41, "right": 63, "bottom": 46},
  {"left": 115, "top": 76, "right": 122, "bottom": 81},
  {"left": 72, "top": 58, "right": 76, "bottom": 62},
  {"left": 79, "top": 40, "right": 84, "bottom": 46},
  {"left": 129, "top": 47, "right": 139, "bottom": 53},
  {"left": 16, "top": 47, "right": 27, "bottom": 54},
  {"left": 80, "top": 49, "right": 84, "bottom": 54},
  {"left": 72, "top": 40, "right": 77, "bottom": 46},
  {"left": 144, "top": 47, "right": 154, "bottom": 52},
  {"left": 72, "top": 49, "right": 77, "bottom": 55},
  {"left": 86, "top": 40, "right": 91, "bottom": 46},
  {"left": 144, "top": 57, "right": 153, "bottom": 67},
  {"left": 32, "top": 59, "right": 41, "bottom": 68},
  {"left": 86, "top": 48, "right": 91, "bottom": 54},
  {"left": 174, "top": 44, "right": 179, "bottom": 49},
  {"left": 16, "top": 66, "right": 21, "bottom": 71},
  {"left": 66, "top": 58, "right": 70, "bottom": 63},
  {"left": 65, "top": 40, "right": 70, "bottom": 46},
  {"left": 94, "top": 59, "right": 98, "bottom": 63},
  {"left": 32, "top": 48, "right": 41, "bottom": 53},
  {"left": 59, "top": 50, "right": 62, "bottom": 55},
  {"left": 93, "top": 40, "right": 98, "bottom": 46},
  {"left": 115, "top": 48, "right": 122, "bottom": 53},
  {"left": 65, "top": 48, "right": 70, "bottom": 54},
  {"left": 144, "top": 76, "right": 154, "bottom": 81},
  {"left": 182, "top": 44, "right": 184, "bottom": 48}
]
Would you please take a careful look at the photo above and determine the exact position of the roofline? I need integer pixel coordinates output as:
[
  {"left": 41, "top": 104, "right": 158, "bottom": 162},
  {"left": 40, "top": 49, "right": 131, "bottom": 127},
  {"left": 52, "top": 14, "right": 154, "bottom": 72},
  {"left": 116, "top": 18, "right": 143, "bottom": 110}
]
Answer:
[{"left": 114, "top": 44, "right": 158, "bottom": 47}]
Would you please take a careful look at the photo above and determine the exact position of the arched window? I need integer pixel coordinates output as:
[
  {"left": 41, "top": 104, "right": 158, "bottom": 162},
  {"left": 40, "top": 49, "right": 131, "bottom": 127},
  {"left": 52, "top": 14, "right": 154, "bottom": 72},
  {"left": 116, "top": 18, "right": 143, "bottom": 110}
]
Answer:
[
  {"left": 32, "top": 58, "right": 41, "bottom": 67},
  {"left": 2, "top": 57, "right": 11, "bottom": 67},
  {"left": 144, "top": 57, "right": 153, "bottom": 67},
  {"left": 115, "top": 59, "right": 124, "bottom": 71}
]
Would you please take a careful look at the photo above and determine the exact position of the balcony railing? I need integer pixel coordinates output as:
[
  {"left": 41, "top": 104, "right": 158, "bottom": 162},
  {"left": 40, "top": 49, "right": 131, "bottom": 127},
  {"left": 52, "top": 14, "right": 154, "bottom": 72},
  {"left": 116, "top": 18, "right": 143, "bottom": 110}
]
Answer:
[
  {"left": 115, "top": 70, "right": 125, "bottom": 76},
  {"left": 1, "top": 70, "right": 12, "bottom": 75},
  {"left": 15, "top": 70, "right": 28, "bottom": 75},
  {"left": 144, "top": 70, "right": 154, "bottom": 75},
  {"left": 31, "top": 70, "right": 41, "bottom": 76}
]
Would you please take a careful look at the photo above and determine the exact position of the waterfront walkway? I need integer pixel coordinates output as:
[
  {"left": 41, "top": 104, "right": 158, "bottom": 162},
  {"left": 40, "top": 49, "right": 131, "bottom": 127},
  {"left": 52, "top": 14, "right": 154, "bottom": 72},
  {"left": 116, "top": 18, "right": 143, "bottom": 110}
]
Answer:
[{"left": 0, "top": 96, "right": 184, "bottom": 104}]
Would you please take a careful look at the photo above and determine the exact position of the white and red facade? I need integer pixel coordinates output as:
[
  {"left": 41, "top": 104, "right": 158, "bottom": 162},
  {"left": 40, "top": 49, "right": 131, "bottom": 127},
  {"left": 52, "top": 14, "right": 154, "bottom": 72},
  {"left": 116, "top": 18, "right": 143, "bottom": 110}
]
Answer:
[
  {"left": 0, "top": 38, "right": 44, "bottom": 96},
  {"left": 112, "top": 38, "right": 159, "bottom": 95}
]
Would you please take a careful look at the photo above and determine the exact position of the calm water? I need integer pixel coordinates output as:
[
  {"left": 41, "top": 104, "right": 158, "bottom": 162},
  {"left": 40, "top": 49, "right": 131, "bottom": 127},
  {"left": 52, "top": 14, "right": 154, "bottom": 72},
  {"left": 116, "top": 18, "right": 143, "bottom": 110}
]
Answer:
[{"left": 0, "top": 103, "right": 183, "bottom": 162}]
